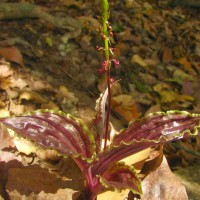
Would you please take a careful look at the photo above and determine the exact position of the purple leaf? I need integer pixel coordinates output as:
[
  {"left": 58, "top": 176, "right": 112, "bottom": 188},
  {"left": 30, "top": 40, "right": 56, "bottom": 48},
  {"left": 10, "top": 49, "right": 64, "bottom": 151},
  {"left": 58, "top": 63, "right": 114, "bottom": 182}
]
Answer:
[
  {"left": 113, "top": 111, "right": 200, "bottom": 145},
  {"left": 99, "top": 162, "right": 142, "bottom": 195},
  {"left": 93, "top": 111, "right": 200, "bottom": 174},
  {"left": 0, "top": 110, "right": 96, "bottom": 161}
]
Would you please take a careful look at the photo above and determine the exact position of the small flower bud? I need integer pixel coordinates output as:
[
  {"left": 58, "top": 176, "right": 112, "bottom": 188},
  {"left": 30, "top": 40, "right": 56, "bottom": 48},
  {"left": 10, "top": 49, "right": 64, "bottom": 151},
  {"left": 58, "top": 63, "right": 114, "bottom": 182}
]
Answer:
[
  {"left": 108, "top": 26, "right": 112, "bottom": 30},
  {"left": 102, "top": 35, "right": 107, "bottom": 40},
  {"left": 110, "top": 78, "right": 115, "bottom": 83},
  {"left": 98, "top": 68, "right": 105, "bottom": 74}
]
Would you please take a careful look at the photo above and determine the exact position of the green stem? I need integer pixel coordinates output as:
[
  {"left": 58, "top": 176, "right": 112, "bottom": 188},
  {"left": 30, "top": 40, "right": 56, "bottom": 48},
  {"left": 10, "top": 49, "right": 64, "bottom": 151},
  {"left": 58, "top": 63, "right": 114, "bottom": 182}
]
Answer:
[
  {"left": 102, "top": 0, "right": 109, "bottom": 61},
  {"left": 102, "top": 0, "right": 111, "bottom": 150}
]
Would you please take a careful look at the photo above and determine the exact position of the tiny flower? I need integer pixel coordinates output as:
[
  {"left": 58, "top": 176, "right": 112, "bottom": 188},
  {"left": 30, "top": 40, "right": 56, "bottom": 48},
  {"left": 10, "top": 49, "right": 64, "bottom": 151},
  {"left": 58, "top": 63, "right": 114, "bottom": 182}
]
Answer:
[
  {"left": 98, "top": 68, "right": 106, "bottom": 74},
  {"left": 111, "top": 59, "right": 120, "bottom": 67},
  {"left": 101, "top": 60, "right": 108, "bottom": 68},
  {"left": 98, "top": 61, "right": 109, "bottom": 74}
]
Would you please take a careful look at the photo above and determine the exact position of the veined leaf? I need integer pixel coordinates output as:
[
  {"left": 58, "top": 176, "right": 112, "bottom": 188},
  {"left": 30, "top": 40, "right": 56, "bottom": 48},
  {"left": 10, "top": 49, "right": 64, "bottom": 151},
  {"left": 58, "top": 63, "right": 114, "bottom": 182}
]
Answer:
[
  {"left": 93, "top": 111, "right": 200, "bottom": 174},
  {"left": 99, "top": 162, "right": 142, "bottom": 195},
  {"left": 113, "top": 111, "right": 200, "bottom": 145},
  {"left": 0, "top": 110, "right": 96, "bottom": 161}
]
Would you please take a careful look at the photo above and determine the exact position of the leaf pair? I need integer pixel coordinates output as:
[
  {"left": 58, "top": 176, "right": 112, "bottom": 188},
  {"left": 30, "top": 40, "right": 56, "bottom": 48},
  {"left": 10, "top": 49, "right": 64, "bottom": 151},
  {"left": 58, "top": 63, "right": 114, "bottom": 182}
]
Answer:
[{"left": 0, "top": 109, "right": 200, "bottom": 199}]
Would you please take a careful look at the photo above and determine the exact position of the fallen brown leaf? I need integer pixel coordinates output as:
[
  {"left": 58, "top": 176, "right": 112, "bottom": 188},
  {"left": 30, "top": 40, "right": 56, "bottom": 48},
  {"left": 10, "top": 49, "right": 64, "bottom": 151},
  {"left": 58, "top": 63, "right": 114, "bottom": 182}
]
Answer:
[
  {"left": 0, "top": 46, "right": 24, "bottom": 67},
  {"left": 19, "top": 90, "right": 48, "bottom": 104},
  {"left": 178, "top": 57, "right": 192, "bottom": 70},
  {"left": 140, "top": 157, "right": 188, "bottom": 200},
  {"left": 6, "top": 166, "right": 82, "bottom": 200},
  {"left": 112, "top": 94, "right": 139, "bottom": 122},
  {"left": 162, "top": 47, "right": 172, "bottom": 63}
]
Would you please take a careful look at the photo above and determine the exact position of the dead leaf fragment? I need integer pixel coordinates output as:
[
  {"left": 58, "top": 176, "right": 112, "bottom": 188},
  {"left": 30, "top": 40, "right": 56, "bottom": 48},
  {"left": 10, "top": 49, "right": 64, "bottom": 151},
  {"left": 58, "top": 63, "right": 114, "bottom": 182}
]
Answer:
[
  {"left": 162, "top": 47, "right": 172, "bottom": 63},
  {"left": 141, "top": 157, "right": 188, "bottom": 200},
  {"left": 158, "top": 90, "right": 193, "bottom": 104},
  {"left": 62, "top": 0, "right": 83, "bottom": 9},
  {"left": 131, "top": 55, "right": 148, "bottom": 67},
  {"left": 36, "top": 149, "right": 60, "bottom": 161},
  {"left": 125, "top": 0, "right": 140, "bottom": 9},
  {"left": 194, "top": 33, "right": 200, "bottom": 42},
  {"left": 143, "top": 21, "right": 156, "bottom": 38},
  {"left": 153, "top": 82, "right": 171, "bottom": 93},
  {"left": 173, "top": 69, "right": 193, "bottom": 85},
  {"left": 9, "top": 101, "right": 25, "bottom": 115},
  {"left": 145, "top": 104, "right": 161, "bottom": 116},
  {"left": 122, "top": 148, "right": 152, "bottom": 172},
  {"left": 178, "top": 57, "right": 192, "bottom": 70},
  {"left": 158, "top": 90, "right": 180, "bottom": 103},
  {"left": 58, "top": 85, "right": 78, "bottom": 103},
  {"left": 112, "top": 94, "right": 139, "bottom": 121},
  {"left": 0, "top": 125, "right": 14, "bottom": 150},
  {"left": 0, "top": 61, "right": 13, "bottom": 89},
  {"left": 97, "top": 189, "right": 130, "bottom": 200},
  {"left": 6, "top": 166, "right": 82, "bottom": 200},
  {"left": 0, "top": 46, "right": 24, "bottom": 67},
  {"left": 13, "top": 137, "right": 38, "bottom": 155},
  {"left": 41, "top": 100, "right": 59, "bottom": 110},
  {"left": 0, "top": 109, "right": 10, "bottom": 118},
  {"left": 0, "top": 77, "right": 11, "bottom": 90},
  {"left": 78, "top": 16, "right": 101, "bottom": 31},
  {"left": 140, "top": 146, "right": 163, "bottom": 178},
  {"left": 0, "top": 61, "right": 13, "bottom": 77},
  {"left": 6, "top": 88, "right": 20, "bottom": 99},
  {"left": 10, "top": 77, "right": 28, "bottom": 89},
  {"left": 19, "top": 90, "right": 48, "bottom": 104}
]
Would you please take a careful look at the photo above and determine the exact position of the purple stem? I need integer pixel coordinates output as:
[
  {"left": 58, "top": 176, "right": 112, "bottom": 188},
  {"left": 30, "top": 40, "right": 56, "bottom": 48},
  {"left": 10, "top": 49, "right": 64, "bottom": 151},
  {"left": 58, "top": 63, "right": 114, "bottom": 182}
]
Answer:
[{"left": 104, "top": 68, "right": 111, "bottom": 150}]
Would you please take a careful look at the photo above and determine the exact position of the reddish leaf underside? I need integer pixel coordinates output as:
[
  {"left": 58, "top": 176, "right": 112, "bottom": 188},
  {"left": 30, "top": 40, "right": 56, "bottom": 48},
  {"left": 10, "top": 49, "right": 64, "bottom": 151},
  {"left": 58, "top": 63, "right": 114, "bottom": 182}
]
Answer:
[{"left": 0, "top": 110, "right": 96, "bottom": 161}]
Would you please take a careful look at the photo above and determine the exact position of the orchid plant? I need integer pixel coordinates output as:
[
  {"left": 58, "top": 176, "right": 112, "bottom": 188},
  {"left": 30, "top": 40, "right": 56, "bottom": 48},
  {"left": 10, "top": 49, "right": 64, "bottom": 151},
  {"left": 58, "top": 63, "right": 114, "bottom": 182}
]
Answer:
[{"left": 0, "top": 0, "right": 200, "bottom": 200}]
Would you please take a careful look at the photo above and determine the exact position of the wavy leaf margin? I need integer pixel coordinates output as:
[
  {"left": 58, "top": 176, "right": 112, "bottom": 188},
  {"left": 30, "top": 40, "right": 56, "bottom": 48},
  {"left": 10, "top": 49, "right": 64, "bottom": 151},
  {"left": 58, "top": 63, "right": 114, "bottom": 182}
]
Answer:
[{"left": 0, "top": 109, "right": 97, "bottom": 162}]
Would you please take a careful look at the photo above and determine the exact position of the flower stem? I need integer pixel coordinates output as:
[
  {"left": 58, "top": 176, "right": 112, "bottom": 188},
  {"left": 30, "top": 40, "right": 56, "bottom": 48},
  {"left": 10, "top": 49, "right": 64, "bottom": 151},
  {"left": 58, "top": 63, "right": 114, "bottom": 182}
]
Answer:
[
  {"left": 102, "top": 0, "right": 111, "bottom": 150},
  {"left": 104, "top": 66, "right": 111, "bottom": 150}
]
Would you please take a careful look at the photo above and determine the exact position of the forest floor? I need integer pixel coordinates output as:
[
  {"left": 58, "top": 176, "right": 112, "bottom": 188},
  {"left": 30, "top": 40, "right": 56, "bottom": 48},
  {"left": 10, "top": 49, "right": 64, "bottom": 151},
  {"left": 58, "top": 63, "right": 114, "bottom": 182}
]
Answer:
[{"left": 0, "top": 0, "right": 200, "bottom": 199}]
